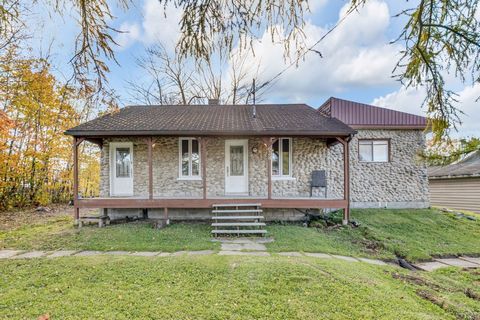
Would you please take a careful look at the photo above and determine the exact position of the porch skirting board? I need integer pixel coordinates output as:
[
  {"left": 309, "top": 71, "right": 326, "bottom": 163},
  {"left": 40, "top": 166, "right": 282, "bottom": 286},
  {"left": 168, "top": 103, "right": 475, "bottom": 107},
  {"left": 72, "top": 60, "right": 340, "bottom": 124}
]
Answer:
[
  {"left": 350, "top": 201, "right": 430, "bottom": 209},
  {"left": 103, "top": 201, "right": 429, "bottom": 222},
  {"left": 104, "top": 208, "right": 307, "bottom": 222}
]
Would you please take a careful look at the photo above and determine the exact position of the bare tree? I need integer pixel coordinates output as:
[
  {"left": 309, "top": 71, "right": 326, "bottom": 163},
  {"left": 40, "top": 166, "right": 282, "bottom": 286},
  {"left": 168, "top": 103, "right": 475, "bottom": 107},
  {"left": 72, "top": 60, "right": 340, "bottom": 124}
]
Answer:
[
  {"left": 0, "top": 0, "right": 477, "bottom": 139},
  {"left": 126, "top": 45, "right": 262, "bottom": 105}
]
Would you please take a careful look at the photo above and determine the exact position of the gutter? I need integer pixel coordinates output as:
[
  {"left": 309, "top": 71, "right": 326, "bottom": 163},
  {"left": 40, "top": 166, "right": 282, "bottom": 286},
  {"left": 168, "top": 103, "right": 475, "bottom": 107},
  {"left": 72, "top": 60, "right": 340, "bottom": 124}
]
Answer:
[
  {"left": 429, "top": 173, "right": 480, "bottom": 179},
  {"left": 64, "top": 129, "right": 356, "bottom": 138}
]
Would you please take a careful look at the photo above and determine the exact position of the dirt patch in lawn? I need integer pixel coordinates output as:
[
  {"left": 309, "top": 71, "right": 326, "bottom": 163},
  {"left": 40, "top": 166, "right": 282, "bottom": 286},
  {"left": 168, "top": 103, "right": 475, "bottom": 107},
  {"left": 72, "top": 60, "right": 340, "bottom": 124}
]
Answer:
[
  {"left": 391, "top": 272, "right": 442, "bottom": 289},
  {"left": 391, "top": 270, "right": 480, "bottom": 320},
  {"left": 0, "top": 205, "right": 96, "bottom": 230}
]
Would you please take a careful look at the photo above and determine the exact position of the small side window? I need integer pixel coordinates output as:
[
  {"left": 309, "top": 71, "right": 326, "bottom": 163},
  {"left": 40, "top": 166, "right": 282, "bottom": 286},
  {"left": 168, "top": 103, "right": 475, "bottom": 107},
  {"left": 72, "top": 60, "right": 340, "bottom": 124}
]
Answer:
[{"left": 359, "top": 140, "right": 389, "bottom": 162}]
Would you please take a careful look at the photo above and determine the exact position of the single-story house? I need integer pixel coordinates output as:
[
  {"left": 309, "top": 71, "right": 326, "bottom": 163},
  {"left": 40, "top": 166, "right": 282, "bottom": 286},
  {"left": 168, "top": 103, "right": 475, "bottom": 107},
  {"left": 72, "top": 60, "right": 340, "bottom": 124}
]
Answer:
[
  {"left": 428, "top": 150, "right": 480, "bottom": 213},
  {"left": 65, "top": 97, "right": 429, "bottom": 231}
]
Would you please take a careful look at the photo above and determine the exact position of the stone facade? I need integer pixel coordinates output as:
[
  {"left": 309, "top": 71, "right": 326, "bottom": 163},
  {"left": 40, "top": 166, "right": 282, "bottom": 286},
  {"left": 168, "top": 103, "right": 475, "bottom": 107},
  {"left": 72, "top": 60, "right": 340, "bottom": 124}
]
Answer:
[
  {"left": 348, "top": 129, "right": 429, "bottom": 208},
  {"left": 100, "top": 129, "right": 429, "bottom": 220},
  {"left": 100, "top": 136, "right": 343, "bottom": 199}
]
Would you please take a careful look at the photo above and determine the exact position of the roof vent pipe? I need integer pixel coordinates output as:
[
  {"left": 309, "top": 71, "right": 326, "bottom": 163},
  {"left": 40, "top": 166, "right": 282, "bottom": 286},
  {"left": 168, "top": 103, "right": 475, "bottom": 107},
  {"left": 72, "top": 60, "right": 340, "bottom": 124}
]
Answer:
[
  {"left": 252, "top": 79, "right": 256, "bottom": 118},
  {"left": 208, "top": 98, "right": 219, "bottom": 105}
]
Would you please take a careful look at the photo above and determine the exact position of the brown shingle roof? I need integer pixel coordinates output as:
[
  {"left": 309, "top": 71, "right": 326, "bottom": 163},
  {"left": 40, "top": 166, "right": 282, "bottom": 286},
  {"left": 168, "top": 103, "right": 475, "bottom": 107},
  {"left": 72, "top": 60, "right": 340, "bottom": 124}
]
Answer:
[
  {"left": 428, "top": 150, "right": 480, "bottom": 178},
  {"left": 319, "top": 97, "right": 427, "bottom": 129},
  {"left": 65, "top": 104, "right": 355, "bottom": 137}
]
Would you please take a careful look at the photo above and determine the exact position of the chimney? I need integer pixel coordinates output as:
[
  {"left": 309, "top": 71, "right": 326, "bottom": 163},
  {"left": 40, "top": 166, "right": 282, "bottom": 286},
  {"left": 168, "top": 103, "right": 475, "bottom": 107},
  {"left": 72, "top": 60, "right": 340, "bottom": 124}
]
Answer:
[{"left": 208, "top": 98, "right": 220, "bottom": 105}]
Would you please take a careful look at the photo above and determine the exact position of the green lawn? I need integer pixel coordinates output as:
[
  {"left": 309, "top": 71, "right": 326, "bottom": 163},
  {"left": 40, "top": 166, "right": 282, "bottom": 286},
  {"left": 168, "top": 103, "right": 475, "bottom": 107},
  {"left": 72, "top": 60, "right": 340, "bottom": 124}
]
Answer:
[
  {"left": 267, "top": 209, "right": 480, "bottom": 261},
  {"left": 1, "top": 208, "right": 479, "bottom": 319},
  {"left": 2, "top": 254, "right": 478, "bottom": 319},
  {"left": 1, "top": 208, "right": 479, "bottom": 262},
  {"left": 0, "top": 217, "right": 219, "bottom": 252}
]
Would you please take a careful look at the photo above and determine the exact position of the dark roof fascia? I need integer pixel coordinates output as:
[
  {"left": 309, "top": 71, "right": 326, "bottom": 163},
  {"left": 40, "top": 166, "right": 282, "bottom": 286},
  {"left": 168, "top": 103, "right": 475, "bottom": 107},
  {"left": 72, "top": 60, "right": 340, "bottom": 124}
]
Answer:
[
  {"left": 350, "top": 125, "right": 427, "bottom": 130},
  {"left": 317, "top": 97, "right": 333, "bottom": 115},
  {"left": 64, "top": 129, "right": 355, "bottom": 138},
  {"left": 429, "top": 173, "right": 480, "bottom": 179}
]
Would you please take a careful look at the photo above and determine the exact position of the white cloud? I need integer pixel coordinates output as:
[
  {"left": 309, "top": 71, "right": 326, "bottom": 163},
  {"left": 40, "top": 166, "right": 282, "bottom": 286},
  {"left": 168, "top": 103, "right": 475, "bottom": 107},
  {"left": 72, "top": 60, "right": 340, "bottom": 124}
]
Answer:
[
  {"left": 372, "top": 84, "right": 480, "bottom": 137},
  {"left": 141, "top": 0, "right": 182, "bottom": 49},
  {"left": 307, "top": 0, "right": 329, "bottom": 14},
  {"left": 454, "top": 84, "right": 480, "bottom": 137},
  {"left": 114, "top": 0, "right": 182, "bottom": 51},
  {"left": 234, "top": 0, "right": 400, "bottom": 101},
  {"left": 371, "top": 86, "right": 426, "bottom": 116},
  {"left": 116, "top": 22, "right": 141, "bottom": 49}
]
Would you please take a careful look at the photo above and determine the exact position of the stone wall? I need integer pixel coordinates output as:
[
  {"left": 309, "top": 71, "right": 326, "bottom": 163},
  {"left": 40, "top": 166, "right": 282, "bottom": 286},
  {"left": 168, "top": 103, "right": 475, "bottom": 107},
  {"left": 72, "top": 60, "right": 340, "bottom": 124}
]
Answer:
[
  {"left": 100, "top": 136, "right": 342, "bottom": 198},
  {"left": 272, "top": 137, "right": 341, "bottom": 198},
  {"left": 99, "top": 130, "right": 429, "bottom": 219},
  {"left": 348, "top": 129, "right": 429, "bottom": 208}
]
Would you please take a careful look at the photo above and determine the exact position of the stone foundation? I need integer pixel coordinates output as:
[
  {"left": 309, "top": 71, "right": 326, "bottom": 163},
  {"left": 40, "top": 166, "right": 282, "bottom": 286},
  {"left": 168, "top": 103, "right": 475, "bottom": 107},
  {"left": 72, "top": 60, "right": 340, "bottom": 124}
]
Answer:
[{"left": 105, "top": 208, "right": 306, "bottom": 222}]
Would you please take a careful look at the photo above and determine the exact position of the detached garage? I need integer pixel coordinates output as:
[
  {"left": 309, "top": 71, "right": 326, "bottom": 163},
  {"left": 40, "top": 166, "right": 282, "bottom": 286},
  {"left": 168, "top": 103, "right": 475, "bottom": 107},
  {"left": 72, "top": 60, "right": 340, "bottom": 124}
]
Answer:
[{"left": 428, "top": 150, "right": 480, "bottom": 213}]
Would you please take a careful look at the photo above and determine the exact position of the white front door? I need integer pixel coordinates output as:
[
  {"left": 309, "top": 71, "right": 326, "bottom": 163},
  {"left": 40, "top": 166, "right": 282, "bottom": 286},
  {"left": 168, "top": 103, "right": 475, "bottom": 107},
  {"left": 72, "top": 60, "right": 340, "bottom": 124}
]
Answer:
[
  {"left": 110, "top": 142, "right": 134, "bottom": 196},
  {"left": 225, "top": 139, "right": 248, "bottom": 194}
]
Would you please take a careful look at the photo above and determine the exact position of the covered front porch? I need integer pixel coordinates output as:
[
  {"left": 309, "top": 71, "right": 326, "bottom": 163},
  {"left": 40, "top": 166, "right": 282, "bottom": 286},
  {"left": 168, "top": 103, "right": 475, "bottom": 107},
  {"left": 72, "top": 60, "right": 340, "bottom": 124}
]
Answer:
[{"left": 72, "top": 135, "right": 352, "bottom": 224}]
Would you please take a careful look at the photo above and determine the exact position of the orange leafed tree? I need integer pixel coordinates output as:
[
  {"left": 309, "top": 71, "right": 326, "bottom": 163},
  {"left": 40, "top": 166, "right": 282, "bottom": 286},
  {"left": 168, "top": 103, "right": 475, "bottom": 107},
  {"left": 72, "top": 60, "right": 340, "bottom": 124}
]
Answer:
[{"left": 0, "top": 52, "right": 100, "bottom": 210}]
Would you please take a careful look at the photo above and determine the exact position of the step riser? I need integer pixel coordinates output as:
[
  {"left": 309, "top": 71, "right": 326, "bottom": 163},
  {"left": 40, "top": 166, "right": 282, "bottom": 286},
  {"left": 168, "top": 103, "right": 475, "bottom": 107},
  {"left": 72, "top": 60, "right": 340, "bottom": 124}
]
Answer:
[
  {"left": 212, "top": 216, "right": 264, "bottom": 220},
  {"left": 212, "top": 203, "right": 261, "bottom": 208},
  {"left": 212, "top": 223, "right": 266, "bottom": 227},
  {"left": 212, "top": 209, "right": 263, "bottom": 214},
  {"left": 212, "top": 230, "right": 267, "bottom": 234},
  {"left": 211, "top": 204, "right": 266, "bottom": 237}
]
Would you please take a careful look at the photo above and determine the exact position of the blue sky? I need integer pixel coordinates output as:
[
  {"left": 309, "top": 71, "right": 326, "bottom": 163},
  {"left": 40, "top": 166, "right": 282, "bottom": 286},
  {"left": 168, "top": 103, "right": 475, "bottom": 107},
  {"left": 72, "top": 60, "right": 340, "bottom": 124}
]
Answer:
[{"left": 34, "top": 0, "right": 479, "bottom": 137}]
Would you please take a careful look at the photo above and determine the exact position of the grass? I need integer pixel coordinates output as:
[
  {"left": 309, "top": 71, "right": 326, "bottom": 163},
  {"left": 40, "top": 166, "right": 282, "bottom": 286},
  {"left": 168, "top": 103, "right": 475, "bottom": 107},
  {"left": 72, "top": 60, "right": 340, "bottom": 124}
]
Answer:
[
  {"left": 0, "top": 208, "right": 479, "bottom": 319},
  {"left": 0, "top": 217, "right": 219, "bottom": 252},
  {"left": 1, "top": 208, "right": 479, "bottom": 262},
  {"left": 266, "top": 224, "right": 395, "bottom": 259},
  {"left": 0, "top": 254, "right": 470, "bottom": 319},
  {"left": 267, "top": 209, "right": 480, "bottom": 262}
]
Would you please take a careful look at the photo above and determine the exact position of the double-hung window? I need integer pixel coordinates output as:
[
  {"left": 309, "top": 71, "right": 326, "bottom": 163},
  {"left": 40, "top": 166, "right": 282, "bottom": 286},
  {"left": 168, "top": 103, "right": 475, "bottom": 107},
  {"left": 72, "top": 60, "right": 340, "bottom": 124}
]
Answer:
[
  {"left": 179, "top": 138, "right": 201, "bottom": 178},
  {"left": 359, "top": 139, "right": 389, "bottom": 162},
  {"left": 272, "top": 138, "right": 292, "bottom": 177}
]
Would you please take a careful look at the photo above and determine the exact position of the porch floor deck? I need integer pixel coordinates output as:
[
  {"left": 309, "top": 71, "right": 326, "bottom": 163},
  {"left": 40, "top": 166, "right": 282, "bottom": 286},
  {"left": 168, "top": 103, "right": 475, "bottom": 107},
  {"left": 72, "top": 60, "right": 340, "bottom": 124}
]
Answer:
[{"left": 76, "top": 197, "right": 347, "bottom": 209}]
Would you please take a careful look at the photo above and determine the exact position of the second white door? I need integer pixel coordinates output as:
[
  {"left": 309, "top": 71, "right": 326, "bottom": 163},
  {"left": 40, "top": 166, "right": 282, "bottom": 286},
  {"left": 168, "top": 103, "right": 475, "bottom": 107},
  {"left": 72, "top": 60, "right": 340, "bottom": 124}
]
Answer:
[
  {"left": 110, "top": 142, "right": 134, "bottom": 196},
  {"left": 225, "top": 140, "right": 248, "bottom": 194}
]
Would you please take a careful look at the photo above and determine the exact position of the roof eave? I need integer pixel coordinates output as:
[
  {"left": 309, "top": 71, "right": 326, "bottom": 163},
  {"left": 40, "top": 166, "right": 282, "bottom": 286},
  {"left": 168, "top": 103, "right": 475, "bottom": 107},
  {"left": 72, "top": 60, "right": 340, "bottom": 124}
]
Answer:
[
  {"left": 429, "top": 173, "right": 480, "bottom": 179},
  {"left": 64, "top": 129, "right": 355, "bottom": 137},
  {"left": 350, "top": 125, "right": 427, "bottom": 130}
]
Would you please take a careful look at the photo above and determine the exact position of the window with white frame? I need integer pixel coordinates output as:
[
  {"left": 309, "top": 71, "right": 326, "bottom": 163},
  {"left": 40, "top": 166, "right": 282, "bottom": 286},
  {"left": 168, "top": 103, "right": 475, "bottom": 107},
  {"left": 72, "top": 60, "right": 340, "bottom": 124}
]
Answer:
[
  {"left": 358, "top": 140, "right": 389, "bottom": 162},
  {"left": 272, "top": 138, "right": 292, "bottom": 176},
  {"left": 179, "top": 138, "right": 200, "bottom": 178}
]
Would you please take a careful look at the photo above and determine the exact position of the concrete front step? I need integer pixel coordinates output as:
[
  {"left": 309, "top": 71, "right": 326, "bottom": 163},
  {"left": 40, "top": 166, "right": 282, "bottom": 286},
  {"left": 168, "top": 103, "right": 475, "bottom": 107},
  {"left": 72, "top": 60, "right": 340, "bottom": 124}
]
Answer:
[
  {"left": 212, "top": 229, "right": 267, "bottom": 235},
  {"left": 211, "top": 203, "right": 265, "bottom": 237},
  {"left": 212, "top": 209, "right": 263, "bottom": 214},
  {"left": 211, "top": 216, "right": 265, "bottom": 220},
  {"left": 212, "top": 203, "right": 261, "bottom": 208},
  {"left": 212, "top": 222, "right": 266, "bottom": 227}
]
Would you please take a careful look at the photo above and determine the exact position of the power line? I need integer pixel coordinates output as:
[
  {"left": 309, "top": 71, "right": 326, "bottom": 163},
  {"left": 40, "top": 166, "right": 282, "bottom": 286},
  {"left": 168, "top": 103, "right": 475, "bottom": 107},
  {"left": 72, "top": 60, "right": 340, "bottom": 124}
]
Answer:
[{"left": 253, "top": 3, "right": 363, "bottom": 96}]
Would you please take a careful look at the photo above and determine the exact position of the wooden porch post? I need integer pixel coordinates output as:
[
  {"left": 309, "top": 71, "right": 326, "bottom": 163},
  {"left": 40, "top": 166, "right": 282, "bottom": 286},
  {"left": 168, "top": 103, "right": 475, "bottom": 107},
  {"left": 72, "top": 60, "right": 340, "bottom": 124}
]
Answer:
[
  {"left": 267, "top": 146, "right": 272, "bottom": 200},
  {"left": 336, "top": 137, "right": 350, "bottom": 225},
  {"left": 262, "top": 137, "right": 277, "bottom": 200},
  {"left": 200, "top": 138, "right": 207, "bottom": 200},
  {"left": 147, "top": 137, "right": 153, "bottom": 200},
  {"left": 73, "top": 137, "right": 85, "bottom": 224}
]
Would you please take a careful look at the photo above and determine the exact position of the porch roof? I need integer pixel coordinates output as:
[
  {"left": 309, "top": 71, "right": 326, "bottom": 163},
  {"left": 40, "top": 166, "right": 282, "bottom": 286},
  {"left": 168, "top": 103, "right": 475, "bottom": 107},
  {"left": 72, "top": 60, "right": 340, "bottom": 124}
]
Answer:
[{"left": 65, "top": 104, "right": 355, "bottom": 137}]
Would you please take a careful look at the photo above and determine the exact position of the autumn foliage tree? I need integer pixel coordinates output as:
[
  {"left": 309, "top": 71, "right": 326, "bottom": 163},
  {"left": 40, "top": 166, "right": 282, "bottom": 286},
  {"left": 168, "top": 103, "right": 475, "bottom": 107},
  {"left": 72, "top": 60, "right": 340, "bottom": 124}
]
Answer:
[{"left": 0, "top": 50, "right": 100, "bottom": 210}]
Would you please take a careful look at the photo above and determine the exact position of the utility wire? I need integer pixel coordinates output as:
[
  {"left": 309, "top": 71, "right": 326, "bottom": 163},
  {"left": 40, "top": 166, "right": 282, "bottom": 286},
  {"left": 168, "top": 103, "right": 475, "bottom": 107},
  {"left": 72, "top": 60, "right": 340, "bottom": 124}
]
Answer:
[{"left": 252, "top": 3, "right": 363, "bottom": 96}]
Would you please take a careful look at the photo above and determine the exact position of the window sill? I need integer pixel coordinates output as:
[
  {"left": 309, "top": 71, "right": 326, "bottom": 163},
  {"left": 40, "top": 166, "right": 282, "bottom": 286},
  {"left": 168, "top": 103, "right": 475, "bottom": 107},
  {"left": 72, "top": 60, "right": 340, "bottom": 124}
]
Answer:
[
  {"left": 272, "top": 176, "right": 296, "bottom": 181},
  {"left": 177, "top": 177, "right": 202, "bottom": 181},
  {"left": 359, "top": 161, "right": 389, "bottom": 164}
]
